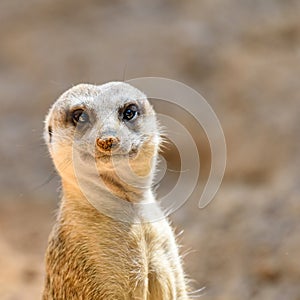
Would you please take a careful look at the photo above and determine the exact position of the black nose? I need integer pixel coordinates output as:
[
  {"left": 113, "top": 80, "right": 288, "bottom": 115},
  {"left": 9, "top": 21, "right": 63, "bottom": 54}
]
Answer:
[{"left": 96, "top": 137, "right": 120, "bottom": 152}]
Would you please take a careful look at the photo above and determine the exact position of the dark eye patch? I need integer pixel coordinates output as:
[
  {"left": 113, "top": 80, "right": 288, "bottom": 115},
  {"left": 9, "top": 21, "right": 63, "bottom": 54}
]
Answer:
[
  {"left": 121, "top": 103, "right": 139, "bottom": 121},
  {"left": 71, "top": 109, "right": 90, "bottom": 126}
]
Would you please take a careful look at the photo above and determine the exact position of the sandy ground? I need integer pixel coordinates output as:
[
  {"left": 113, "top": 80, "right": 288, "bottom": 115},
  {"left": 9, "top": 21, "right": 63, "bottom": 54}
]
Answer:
[{"left": 0, "top": 1, "right": 299, "bottom": 299}]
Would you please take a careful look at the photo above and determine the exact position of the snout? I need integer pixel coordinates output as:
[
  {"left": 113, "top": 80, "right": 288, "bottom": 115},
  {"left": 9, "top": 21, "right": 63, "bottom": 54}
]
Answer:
[{"left": 96, "top": 136, "right": 120, "bottom": 153}]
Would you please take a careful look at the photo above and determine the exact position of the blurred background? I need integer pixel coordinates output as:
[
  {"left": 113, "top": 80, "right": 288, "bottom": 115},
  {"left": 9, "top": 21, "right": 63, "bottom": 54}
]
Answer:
[{"left": 0, "top": 0, "right": 299, "bottom": 299}]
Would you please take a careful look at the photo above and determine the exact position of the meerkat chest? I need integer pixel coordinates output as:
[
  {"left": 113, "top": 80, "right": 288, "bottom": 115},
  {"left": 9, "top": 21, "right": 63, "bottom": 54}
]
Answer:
[{"left": 95, "top": 218, "right": 175, "bottom": 270}]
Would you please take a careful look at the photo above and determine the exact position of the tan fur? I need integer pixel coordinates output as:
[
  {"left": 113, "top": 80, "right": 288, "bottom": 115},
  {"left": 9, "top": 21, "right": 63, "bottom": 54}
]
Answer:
[
  {"left": 129, "top": 139, "right": 155, "bottom": 178},
  {"left": 43, "top": 82, "right": 190, "bottom": 299}
]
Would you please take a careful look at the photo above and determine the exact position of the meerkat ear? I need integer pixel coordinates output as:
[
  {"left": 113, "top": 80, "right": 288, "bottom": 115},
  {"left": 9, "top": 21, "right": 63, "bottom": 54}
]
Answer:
[{"left": 48, "top": 125, "right": 53, "bottom": 143}]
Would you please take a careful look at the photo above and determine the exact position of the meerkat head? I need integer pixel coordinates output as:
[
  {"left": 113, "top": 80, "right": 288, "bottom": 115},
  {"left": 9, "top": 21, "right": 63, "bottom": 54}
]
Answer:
[{"left": 45, "top": 82, "right": 161, "bottom": 200}]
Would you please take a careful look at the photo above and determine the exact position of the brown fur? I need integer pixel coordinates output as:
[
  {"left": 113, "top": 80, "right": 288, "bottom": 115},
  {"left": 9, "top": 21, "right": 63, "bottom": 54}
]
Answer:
[{"left": 43, "top": 191, "right": 188, "bottom": 299}]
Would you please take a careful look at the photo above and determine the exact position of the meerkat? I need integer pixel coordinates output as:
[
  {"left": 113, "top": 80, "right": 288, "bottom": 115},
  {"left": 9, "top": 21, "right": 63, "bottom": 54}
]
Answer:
[{"left": 43, "top": 82, "right": 190, "bottom": 299}]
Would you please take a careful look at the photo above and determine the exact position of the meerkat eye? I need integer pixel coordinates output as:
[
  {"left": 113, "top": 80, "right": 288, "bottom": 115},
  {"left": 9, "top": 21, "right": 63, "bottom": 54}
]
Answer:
[
  {"left": 72, "top": 109, "right": 89, "bottom": 125},
  {"left": 123, "top": 104, "right": 139, "bottom": 121}
]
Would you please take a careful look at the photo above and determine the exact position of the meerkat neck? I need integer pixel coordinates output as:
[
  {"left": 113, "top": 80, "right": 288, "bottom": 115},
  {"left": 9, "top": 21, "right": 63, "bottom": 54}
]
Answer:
[
  {"left": 60, "top": 177, "right": 159, "bottom": 223},
  {"left": 62, "top": 171, "right": 152, "bottom": 202}
]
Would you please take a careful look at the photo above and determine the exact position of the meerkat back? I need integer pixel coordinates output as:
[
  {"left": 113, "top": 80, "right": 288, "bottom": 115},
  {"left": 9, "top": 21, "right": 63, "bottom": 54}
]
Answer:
[{"left": 43, "top": 82, "right": 190, "bottom": 299}]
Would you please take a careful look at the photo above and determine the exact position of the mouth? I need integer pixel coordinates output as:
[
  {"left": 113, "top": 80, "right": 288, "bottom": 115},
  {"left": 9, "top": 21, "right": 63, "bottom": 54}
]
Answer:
[
  {"left": 95, "top": 148, "right": 138, "bottom": 161},
  {"left": 76, "top": 145, "right": 140, "bottom": 166}
]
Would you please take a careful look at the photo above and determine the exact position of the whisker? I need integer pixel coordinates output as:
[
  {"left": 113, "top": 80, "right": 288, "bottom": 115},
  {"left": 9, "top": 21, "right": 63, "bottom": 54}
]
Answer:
[
  {"left": 187, "top": 287, "right": 206, "bottom": 298},
  {"left": 122, "top": 63, "right": 128, "bottom": 82},
  {"left": 31, "top": 169, "right": 59, "bottom": 192}
]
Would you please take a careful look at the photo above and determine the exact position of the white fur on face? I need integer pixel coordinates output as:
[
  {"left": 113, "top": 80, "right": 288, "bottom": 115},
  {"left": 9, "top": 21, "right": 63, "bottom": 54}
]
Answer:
[{"left": 45, "top": 82, "right": 161, "bottom": 190}]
